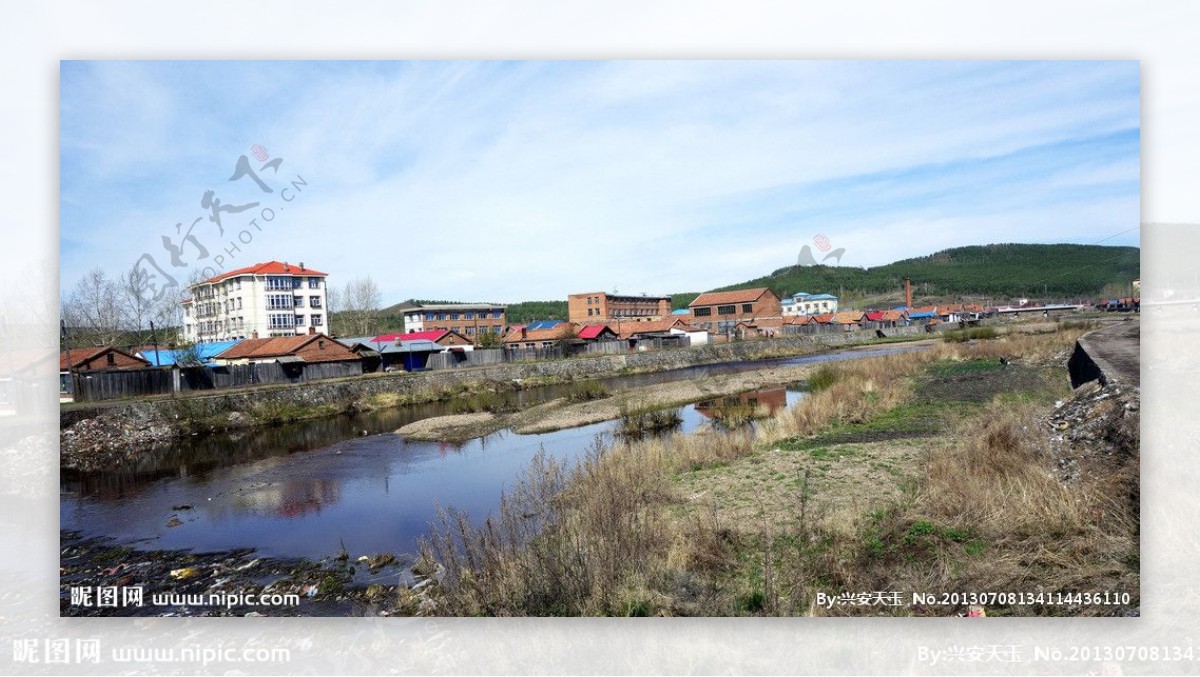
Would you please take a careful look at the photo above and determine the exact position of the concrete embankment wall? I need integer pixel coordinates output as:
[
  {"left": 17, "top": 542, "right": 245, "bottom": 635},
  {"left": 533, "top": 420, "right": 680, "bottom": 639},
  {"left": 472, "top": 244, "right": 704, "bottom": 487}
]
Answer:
[
  {"left": 60, "top": 323, "right": 947, "bottom": 431},
  {"left": 1068, "top": 321, "right": 1140, "bottom": 389}
]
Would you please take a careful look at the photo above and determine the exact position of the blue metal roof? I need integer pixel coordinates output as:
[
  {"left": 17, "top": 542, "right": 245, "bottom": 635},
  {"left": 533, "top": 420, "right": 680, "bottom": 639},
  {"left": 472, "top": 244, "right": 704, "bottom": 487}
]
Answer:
[
  {"left": 908, "top": 311, "right": 937, "bottom": 319},
  {"left": 526, "top": 320, "right": 564, "bottom": 330},
  {"left": 670, "top": 309, "right": 691, "bottom": 315},
  {"left": 140, "top": 339, "right": 243, "bottom": 366}
]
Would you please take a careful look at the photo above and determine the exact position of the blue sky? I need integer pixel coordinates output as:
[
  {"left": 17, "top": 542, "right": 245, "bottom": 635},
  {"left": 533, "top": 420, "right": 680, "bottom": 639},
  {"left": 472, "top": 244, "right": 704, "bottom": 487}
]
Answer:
[{"left": 60, "top": 60, "right": 1140, "bottom": 303}]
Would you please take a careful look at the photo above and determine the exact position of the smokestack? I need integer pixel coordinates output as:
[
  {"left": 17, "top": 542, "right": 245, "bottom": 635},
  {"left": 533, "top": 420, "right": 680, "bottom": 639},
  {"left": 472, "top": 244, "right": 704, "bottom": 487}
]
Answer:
[{"left": 905, "top": 278, "right": 912, "bottom": 310}]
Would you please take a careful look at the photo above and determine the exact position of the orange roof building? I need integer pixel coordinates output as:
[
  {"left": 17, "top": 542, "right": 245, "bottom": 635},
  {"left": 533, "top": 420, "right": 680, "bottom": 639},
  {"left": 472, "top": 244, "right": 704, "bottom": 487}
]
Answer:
[{"left": 182, "top": 260, "right": 331, "bottom": 343}]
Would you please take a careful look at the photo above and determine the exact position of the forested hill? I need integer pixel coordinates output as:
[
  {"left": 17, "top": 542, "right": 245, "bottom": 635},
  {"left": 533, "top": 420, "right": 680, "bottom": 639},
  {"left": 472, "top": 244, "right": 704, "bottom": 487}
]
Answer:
[{"left": 699, "top": 243, "right": 1139, "bottom": 304}]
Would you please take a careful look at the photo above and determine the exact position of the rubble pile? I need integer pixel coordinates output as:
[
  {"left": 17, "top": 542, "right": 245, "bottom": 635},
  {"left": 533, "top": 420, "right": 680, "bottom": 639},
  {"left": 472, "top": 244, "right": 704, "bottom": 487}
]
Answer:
[
  {"left": 1046, "top": 379, "right": 1140, "bottom": 484},
  {"left": 60, "top": 416, "right": 174, "bottom": 471}
]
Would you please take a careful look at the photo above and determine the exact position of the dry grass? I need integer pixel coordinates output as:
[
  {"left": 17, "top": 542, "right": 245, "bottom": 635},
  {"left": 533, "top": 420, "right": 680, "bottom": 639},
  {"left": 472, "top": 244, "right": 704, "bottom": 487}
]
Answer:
[{"left": 415, "top": 325, "right": 1137, "bottom": 616}]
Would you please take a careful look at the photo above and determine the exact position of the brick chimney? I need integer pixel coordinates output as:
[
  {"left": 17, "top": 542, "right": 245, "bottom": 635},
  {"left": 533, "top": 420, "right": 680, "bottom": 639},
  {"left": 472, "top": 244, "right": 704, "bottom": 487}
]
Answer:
[{"left": 905, "top": 278, "right": 912, "bottom": 310}]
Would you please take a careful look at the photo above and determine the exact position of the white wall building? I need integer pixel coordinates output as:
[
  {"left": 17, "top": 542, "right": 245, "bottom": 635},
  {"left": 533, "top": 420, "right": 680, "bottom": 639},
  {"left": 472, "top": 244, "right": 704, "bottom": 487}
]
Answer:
[
  {"left": 780, "top": 292, "right": 839, "bottom": 317},
  {"left": 182, "top": 261, "right": 329, "bottom": 342}
]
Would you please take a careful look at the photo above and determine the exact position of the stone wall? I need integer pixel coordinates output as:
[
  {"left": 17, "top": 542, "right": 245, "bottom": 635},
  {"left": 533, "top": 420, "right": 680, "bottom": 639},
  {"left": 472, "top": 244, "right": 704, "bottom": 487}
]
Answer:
[{"left": 60, "top": 321, "right": 956, "bottom": 432}]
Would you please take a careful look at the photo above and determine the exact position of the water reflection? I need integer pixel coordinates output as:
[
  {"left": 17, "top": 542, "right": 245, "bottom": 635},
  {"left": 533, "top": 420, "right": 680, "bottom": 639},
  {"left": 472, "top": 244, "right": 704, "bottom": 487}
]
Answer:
[{"left": 60, "top": 345, "right": 921, "bottom": 560}]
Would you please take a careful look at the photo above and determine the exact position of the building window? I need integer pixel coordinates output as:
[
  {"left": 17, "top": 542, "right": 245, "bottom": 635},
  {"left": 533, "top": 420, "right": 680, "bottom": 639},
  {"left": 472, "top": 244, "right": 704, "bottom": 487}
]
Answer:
[
  {"left": 465, "top": 312, "right": 474, "bottom": 320},
  {"left": 311, "top": 315, "right": 322, "bottom": 326},
  {"left": 309, "top": 296, "right": 321, "bottom": 308},
  {"left": 269, "top": 313, "right": 294, "bottom": 329},
  {"left": 437, "top": 313, "right": 446, "bottom": 321},
  {"left": 308, "top": 277, "right": 320, "bottom": 289},
  {"left": 295, "top": 315, "right": 305, "bottom": 327},
  {"left": 742, "top": 303, "right": 753, "bottom": 313},
  {"left": 267, "top": 294, "right": 293, "bottom": 309},
  {"left": 237, "top": 297, "right": 243, "bottom": 310},
  {"left": 465, "top": 326, "right": 475, "bottom": 335},
  {"left": 451, "top": 313, "right": 460, "bottom": 320},
  {"left": 694, "top": 307, "right": 712, "bottom": 317},
  {"left": 717, "top": 305, "right": 736, "bottom": 315},
  {"left": 294, "top": 296, "right": 305, "bottom": 308}
]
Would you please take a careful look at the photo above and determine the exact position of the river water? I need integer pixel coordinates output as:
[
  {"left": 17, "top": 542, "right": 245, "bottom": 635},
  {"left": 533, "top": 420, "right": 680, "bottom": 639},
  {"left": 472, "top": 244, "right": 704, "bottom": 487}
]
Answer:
[{"left": 59, "top": 345, "right": 922, "bottom": 563}]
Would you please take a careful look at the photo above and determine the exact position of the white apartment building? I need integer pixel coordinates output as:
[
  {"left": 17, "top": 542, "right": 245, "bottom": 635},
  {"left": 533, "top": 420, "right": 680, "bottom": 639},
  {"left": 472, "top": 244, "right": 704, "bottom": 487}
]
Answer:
[
  {"left": 182, "top": 261, "right": 329, "bottom": 342},
  {"left": 780, "top": 292, "right": 839, "bottom": 317}
]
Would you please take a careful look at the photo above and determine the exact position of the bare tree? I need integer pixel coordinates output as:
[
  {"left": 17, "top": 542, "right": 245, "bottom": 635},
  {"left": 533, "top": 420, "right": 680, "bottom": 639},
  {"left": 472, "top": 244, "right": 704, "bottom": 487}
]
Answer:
[
  {"left": 63, "top": 268, "right": 127, "bottom": 347},
  {"left": 338, "top": 277, "right": 383, "bottom": 337}
]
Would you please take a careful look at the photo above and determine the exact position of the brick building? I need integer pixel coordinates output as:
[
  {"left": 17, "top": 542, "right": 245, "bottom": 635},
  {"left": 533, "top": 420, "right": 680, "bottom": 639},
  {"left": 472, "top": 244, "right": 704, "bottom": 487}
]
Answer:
[
  {"left": 402, "top": 303, "right": 507, "bottom": 341},
  {"left": 568, "top": 292, "right": 672, "bottom": 323},
  {"left": 687, "top": 288, "right": 782, "bottom": 333}
]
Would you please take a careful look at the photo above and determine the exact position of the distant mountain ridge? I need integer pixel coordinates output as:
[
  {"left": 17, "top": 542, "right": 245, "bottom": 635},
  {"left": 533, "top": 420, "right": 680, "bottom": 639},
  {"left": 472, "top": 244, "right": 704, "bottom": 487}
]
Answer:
[
  {"left": 698, "top": 243, "right": 1140, "bottom": 305},
  {"left": 375, "top": 243, "right": 1140, "bottom": 328}
]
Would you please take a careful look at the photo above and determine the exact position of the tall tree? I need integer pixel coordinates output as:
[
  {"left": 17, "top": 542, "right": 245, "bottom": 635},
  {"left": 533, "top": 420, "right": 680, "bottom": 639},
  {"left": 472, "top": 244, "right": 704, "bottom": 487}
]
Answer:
[
  {"left": 335, "top": 277, "right": 382, "bottom": 337},
  {"left": 63, "top": 268, "right": 126, "bottom": 347}
]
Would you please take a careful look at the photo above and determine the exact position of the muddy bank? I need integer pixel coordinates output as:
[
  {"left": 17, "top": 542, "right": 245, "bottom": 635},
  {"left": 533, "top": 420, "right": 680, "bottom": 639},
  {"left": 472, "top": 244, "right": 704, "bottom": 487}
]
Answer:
[
  {"left": 399, "top": 363, "right": 820, "bottom": 442},
  {"left": 60, "top": 531, "right": 432, "bottom": 617}
]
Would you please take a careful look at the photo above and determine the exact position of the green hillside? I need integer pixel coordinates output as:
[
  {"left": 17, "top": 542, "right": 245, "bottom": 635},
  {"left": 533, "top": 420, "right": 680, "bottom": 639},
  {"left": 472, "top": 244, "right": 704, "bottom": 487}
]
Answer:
[
  {"left": 371, "top": 244, "right": 1139, "bottom": 331},
  {"left": 698, "top": 243, "right": 1139, "bottom": 306}
]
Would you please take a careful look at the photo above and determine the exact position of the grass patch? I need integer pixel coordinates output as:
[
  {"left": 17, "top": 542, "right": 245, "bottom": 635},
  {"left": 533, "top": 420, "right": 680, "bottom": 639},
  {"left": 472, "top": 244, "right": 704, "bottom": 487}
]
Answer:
[
  {"left": 564, "top": 381, "right": 610, "bottom": 403},
  {"left": 617, "top": 401, "right": 683, "bottom": 437},
  {"left": 942, "top": 326, "right": 999, "bottom": 343},
  {"left": 805, "top": 365, "right": 839, "bottom": 392}
]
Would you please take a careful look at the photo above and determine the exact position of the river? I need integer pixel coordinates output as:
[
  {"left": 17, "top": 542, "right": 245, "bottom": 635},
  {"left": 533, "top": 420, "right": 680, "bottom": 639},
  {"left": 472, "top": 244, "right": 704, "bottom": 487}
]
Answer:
[{"left": 59, "top": 344, "right": 923, "bottom": 565}]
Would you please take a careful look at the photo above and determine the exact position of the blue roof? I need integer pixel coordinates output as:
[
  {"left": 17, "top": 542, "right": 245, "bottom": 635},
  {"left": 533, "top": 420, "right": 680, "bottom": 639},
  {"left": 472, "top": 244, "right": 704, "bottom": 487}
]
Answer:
[
  {"left": 670, "top": 309, "right": 690, "bottom": 315},
  {"left": 908, "top": 311, "right": 937, "bottom": 319},
  {"left": 791, "top": 292, "right": 838, "bottom": 301},
  {"left": 526, "top": 320, "right": 564, "bottom": 330},
  {"left": 139, "top": 339, "right": 243, "bottom": 366}
]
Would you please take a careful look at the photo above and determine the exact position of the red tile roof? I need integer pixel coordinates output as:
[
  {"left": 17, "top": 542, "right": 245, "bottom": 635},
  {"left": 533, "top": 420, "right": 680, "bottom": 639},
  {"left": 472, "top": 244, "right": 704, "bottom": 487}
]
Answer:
[
  {"left": 615, "top": 317, "right": 702, "bottom": 339},
  {"left": 202, "top": 261, "right": 328, "bottom": 284},
  {"left": 376, "top": 330, "right": 449, "bottom": 343},
  {"left": 214, "top": 334, "right": 356, "bottom": 363},
  {"left": 811, "top": 313, "right": 835, "bottom": 324},
  {"left": 60, "top": 347, "right": 150, "bottom": 371},
  {"left": 831, "top": 311, "right": 865, "bottom": 324},
  {"left": 688, "top": 288, "right": 776, "bottom": 307}
]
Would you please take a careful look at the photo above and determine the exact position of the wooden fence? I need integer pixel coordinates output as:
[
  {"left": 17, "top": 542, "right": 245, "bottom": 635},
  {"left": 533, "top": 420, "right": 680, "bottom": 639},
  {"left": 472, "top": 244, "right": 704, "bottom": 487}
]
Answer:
[{"left": 71, "top": 360, "right": 363, "bottom": 402}]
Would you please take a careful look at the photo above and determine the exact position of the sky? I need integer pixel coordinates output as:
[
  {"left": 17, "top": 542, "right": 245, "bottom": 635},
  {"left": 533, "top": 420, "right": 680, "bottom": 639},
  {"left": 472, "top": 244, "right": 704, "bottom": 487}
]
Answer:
[{"left": 59, "top": 60, "right": 1140, "bottom": 304}]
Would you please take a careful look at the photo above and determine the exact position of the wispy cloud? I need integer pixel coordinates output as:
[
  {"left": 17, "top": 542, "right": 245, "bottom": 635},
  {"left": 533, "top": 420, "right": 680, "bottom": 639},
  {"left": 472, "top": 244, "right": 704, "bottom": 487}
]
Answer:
[{"left": 60, "top": 60, "right": 1139, "bottom": 303}]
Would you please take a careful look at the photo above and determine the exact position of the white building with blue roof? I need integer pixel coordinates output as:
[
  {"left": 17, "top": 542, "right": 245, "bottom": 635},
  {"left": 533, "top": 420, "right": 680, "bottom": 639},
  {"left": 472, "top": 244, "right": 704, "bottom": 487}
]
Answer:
[{"left": 781, "top": 292, "right": 839, "bottom": 317}]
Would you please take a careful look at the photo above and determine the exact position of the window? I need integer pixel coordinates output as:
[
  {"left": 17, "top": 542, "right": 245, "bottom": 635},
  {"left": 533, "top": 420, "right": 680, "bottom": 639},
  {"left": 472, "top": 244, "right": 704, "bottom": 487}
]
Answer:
[
  {"left": 295, "top": 315, "right": 305, "bottom": 327},
  {"left": 311, "top": 314, "right": 322, "bottom": 326},
  {"left": 465, "top": 312, "right": 474, "bottom": 320},
  {"left": 266, "top": 276, "right": 291, "bottom": 290},
  {"left": 465, "top": 326, "right": 475, "bottom": 335},
  {"left": 693, "top": 307, "right": 712, "bottom": 317},
  {"left": 308, "top": 277, "right": 321, "bottom": 289},
  {"left": 742, "top": 304, "right": 754, "bottom": 313},
  {"left": 292, "top": 277, "right": 302, "bottom": 289},
  {"left": 587, "top": 308, "right": 593, "bottom": 316},
  {"left": 425, "top": 312, "right": 436, "bottom": 321},
  {"left": 309, "top": 296, "right": 321, "bottom": 308},
  {"left": 237, "top": 297, "right": 243, "bottom": 310},
  {"left": 437, "top": 313, "right": 446, "bottom": 321},
  {"left": 717, "top": 305, "right": 736, "bottom": 315},
  {"left": 269, "top": 313, "right": 293, "bottom": 329},
  {"left": 267, "top": 294, "right": 293, "bottom": 309},
  {"left": 451, "top": 313, "right": 460, "bottom": 320},
  {"left": 294, "top": 296, "right": 304, "bottom": 308},
  {"left": 493, "top": 310, "right": 502, "bottom": 319}
]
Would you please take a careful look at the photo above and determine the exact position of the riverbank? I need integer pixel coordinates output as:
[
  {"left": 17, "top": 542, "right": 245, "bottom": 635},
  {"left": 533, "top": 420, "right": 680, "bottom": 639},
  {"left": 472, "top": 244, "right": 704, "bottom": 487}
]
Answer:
[
  {"left": 60, "top": 331, "right": 942, "bottom": 469},
  {"left": 413, "top": 326, "right": 1140, "bottom": 617},
  {"left": 396, "top": 362, "right": 826, "bottom": 442}
]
